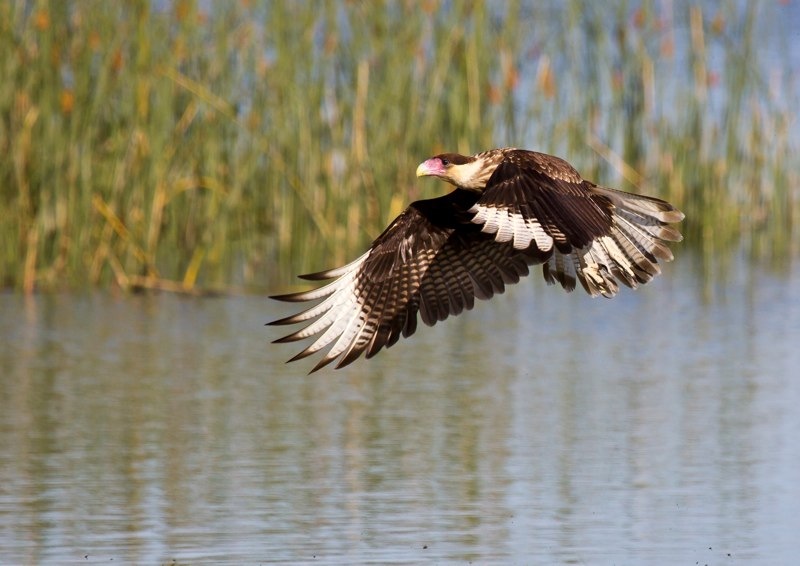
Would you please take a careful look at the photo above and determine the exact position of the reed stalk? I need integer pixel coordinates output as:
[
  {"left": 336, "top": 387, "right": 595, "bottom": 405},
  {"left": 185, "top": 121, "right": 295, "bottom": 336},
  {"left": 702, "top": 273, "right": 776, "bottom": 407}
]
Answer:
[{"left": 0, "top": 0, "right": 796, "bottom": 293}]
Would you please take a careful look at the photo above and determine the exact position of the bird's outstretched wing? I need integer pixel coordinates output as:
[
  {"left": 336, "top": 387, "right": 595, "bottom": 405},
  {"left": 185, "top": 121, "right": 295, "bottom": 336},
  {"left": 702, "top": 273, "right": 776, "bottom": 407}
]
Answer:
[
  {"left": 467, "top": 150, "right": 684, "bottom": 297},
  {"left": 269, "top": 189, "right": 547, "bottom": 372}
]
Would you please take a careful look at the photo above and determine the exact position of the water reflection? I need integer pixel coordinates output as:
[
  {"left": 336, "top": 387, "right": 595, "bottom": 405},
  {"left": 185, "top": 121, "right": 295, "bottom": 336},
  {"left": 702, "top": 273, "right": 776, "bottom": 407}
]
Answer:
[{"left": 1, "top": 257, "right": 799, "bottom": 563}]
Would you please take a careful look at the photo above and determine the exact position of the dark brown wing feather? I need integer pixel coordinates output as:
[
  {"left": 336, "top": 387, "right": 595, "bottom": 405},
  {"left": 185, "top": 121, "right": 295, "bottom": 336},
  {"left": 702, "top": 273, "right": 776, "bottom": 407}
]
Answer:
[
  {"left": 473, "top": 151, "right": 615, "bottom": 251},
  {"left": 469, "top": 149, "right": 683, "bottom": 297},
  {"left": 269, "top": 189, "right": 546, "bottom": 373}
]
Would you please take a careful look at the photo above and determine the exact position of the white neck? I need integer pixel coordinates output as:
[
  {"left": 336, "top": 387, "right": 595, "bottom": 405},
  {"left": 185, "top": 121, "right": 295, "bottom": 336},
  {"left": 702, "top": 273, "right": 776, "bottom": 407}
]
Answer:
[{"left": 449, "top": 156, "right": 498, "bottom": 190}]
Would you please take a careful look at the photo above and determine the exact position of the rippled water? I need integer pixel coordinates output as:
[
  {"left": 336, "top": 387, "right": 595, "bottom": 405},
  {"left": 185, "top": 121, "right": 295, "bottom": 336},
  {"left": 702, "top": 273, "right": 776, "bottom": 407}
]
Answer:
[{"left": 1, "top": 255, "right": 799, "bottom": 564}]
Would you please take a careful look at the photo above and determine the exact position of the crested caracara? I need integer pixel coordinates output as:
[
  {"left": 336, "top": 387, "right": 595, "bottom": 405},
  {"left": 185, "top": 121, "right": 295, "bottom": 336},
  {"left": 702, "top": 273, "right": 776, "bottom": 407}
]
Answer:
[{"left": 270, "top": 147, "right": 684, "bottom": 372}]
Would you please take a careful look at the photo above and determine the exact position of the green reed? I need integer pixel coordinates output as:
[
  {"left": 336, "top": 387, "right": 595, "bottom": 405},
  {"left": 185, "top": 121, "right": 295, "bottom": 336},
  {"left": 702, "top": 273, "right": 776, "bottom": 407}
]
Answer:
[{"left": 0, "top": 0, "right": 797, "bottom": 293}]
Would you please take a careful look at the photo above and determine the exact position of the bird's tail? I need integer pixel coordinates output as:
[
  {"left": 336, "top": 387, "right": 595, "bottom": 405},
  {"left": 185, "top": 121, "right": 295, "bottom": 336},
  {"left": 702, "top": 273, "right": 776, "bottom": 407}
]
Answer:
[{"left": 543, "top": 185, "right": 684, "bottom": 297}]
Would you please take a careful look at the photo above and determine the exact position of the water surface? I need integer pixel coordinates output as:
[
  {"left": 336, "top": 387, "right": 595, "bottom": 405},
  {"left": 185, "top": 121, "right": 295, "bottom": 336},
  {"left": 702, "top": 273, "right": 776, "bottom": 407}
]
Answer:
[{"left": 1, "top": 256, "right": 799, "bottom": 564}]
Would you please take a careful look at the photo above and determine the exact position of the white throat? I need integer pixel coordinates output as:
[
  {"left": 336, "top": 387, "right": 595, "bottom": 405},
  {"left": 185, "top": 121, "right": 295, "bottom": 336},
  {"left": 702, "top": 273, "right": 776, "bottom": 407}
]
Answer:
[{"left": 450, "top": 157, "right": 498, "bottom": 190}]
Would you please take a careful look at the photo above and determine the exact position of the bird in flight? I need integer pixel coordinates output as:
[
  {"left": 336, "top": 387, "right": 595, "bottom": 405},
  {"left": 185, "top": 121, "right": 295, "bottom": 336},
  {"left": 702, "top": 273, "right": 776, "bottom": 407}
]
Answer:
[{"left": 270, "top": 147, "right": 684, "bottom": 373}]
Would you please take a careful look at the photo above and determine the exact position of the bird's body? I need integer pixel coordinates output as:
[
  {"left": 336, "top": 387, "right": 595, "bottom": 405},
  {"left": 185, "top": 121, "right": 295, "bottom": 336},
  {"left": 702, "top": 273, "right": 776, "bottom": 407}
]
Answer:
[{"left": 271, "top": 148, "right": 684, "bottom": 372}]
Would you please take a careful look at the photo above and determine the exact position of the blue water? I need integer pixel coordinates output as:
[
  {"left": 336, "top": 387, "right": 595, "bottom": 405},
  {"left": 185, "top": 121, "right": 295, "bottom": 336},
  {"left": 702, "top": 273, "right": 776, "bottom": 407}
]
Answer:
[{"left": 1, "top": 253, "right": 798, "bottom": 564}]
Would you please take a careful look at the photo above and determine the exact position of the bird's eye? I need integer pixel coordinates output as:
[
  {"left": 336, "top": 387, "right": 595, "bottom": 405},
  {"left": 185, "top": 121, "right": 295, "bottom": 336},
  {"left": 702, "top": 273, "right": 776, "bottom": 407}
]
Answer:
[{"left": 441, "top": 158, "right": 450, "bottom": 166}]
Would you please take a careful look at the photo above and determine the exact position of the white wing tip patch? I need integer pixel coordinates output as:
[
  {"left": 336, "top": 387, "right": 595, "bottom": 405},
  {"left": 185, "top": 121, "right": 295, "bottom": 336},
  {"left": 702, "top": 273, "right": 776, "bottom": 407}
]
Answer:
[{"left": 470, "top": 204, "right": 554, "bottom": 253}]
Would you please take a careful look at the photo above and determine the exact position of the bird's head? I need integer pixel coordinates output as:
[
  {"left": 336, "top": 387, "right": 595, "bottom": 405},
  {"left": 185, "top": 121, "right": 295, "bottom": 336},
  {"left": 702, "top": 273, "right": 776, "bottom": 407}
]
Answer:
[{"left": 416, "top": 152, "right": 496, "bottom": 190}]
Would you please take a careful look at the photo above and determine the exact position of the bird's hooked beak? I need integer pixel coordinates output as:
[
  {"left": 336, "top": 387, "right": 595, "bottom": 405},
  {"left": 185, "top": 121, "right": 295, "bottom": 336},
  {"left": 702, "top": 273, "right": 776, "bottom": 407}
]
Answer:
[{"left": 416, "top": 158, "right": 446, "bottom": 178}]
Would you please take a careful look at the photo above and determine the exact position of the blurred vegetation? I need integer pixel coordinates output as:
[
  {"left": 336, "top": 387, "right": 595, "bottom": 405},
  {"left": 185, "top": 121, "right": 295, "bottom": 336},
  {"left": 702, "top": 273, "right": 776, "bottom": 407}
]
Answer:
[{"left": 0, "top": 0, "right": 797, "bottom": 293}]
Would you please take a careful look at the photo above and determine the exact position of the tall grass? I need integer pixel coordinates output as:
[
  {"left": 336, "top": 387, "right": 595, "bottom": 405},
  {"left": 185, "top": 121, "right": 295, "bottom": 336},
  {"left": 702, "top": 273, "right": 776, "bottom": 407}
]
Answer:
[{"left": 1, "top": 0, "right": 797, "bottom": 293}]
